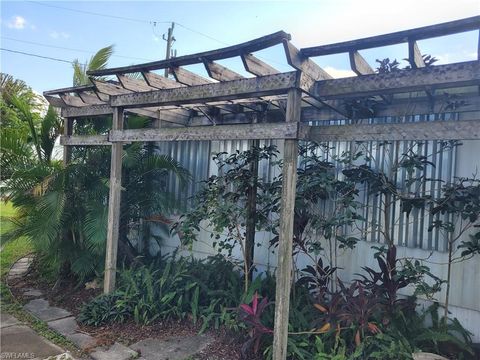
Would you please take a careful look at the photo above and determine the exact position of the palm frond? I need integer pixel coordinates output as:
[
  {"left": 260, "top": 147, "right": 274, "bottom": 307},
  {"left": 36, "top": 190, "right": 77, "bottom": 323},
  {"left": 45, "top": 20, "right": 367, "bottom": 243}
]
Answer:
[
  {"left": 40, "top": 105, "right": 61, "bottom": 162},
  {"left": 88, "top": 45, "right": 114, "bottom": 73}
]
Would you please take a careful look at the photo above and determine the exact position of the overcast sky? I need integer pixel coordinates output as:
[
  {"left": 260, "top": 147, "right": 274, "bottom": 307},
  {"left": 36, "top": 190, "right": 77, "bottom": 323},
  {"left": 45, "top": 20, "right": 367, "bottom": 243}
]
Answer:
[{"left": 1, "top": 0, "right": 478, "bottom": 93}]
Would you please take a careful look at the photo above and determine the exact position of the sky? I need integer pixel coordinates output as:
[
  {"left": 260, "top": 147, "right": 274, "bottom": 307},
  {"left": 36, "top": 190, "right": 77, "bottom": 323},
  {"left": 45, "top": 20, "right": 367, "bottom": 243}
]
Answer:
[{"left": 0, "top": 0, "right": 479, "bottom": 94}]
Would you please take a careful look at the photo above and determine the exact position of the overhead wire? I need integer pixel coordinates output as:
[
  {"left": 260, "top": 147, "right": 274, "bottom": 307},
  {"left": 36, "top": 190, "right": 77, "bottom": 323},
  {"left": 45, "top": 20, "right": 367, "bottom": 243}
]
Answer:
[
  {"left": 25, "top": 1, "right": 292, "bottom": 70},
  {"left": 1, "top": 48, "right": 74, "bottom": 64},
  {"left": 1, "top": 36, "right": 155, "bottom": 62}
]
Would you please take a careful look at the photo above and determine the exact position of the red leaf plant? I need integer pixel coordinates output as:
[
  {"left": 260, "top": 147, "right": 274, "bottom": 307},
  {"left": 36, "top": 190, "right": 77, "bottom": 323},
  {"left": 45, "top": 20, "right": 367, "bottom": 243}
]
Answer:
[{"left": 238, "top": 292, "right": 273, "bottom": 358}]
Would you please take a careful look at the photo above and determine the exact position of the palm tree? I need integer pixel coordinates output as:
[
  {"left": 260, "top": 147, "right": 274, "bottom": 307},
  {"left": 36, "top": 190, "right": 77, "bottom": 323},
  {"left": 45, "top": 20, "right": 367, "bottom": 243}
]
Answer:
[
  {"left": 72, "top": 45, "right": 114, "bottom": 86},
  {"left": 3, "top": 47, "right": 191, "bottom": 283}
]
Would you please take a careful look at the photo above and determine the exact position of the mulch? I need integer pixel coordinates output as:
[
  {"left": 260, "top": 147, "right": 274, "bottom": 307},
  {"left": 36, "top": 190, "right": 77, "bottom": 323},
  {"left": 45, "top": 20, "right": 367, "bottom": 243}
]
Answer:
[{"left": 10, "top": 258, "right": 246, "bottom": 360}]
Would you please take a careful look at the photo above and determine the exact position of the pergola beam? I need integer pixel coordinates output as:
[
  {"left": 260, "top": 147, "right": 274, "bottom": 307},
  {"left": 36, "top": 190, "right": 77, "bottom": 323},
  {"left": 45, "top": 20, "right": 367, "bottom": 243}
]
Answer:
[
  {"left": 60, "top": 135, "right": 110, "bottom": 146},
  {"left": 312, "top": 61, "right": 480, "bottom": 99},
  {"left": 301, "top": 16, "right": 480, "bottom": 56},
  {"left": 241, "top": 53, "right": 279, "bottom": 76},
  {"left": 110, "top": 71, "right": 298, "bottom": 108},
  {"left": 88, "top": 31, "right": 291, "bottom": 76},
  {"left": 204, "top": 61, "right": 244, "bottom": 81},
  {"left": 305, "top": 119, "right": 480, "bottom": 141},
  {"left": 109, "top": 122, "right": 301, "bottom": 142}
]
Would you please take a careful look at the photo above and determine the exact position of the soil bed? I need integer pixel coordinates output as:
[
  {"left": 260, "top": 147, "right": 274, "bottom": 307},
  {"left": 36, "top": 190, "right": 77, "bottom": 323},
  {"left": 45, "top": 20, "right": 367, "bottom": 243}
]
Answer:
[{"left": 10, "top": 259, "right": 246, "bottom": 360}]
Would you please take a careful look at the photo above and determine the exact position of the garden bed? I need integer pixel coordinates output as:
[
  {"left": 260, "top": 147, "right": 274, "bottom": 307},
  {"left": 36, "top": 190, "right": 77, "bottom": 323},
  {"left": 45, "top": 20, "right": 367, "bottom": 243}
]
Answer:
[{"left": 9, "top": 258, "right": 245, "bottom": 360}]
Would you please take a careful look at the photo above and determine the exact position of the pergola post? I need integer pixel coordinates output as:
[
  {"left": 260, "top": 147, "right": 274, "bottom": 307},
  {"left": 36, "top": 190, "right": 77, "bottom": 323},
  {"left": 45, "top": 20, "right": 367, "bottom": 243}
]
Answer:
[
  {"left": 62, "top": 118, "right": 73, "bottom": 165},
  {"left": 272, "top": 88, "right": 301, "bottom": 360},
  {"left": 104, "top": 107, "right": 124, "bottom": 294}
]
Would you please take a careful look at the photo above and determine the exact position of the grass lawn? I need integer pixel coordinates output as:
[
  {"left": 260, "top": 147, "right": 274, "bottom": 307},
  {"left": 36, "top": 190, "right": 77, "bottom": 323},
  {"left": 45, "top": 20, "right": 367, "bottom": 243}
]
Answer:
[
  {"left": 0, "top": 202, "right": 83, "bottom": 355},
  {"left": 0, "top": 201, "right": 33, "bottom": 277}
]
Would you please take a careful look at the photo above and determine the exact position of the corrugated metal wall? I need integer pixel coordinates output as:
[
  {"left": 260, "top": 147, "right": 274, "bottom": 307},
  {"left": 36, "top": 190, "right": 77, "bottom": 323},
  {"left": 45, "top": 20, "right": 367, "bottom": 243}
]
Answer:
[{"left": 156, "top": 112, "right": 462, "bottom": 253}]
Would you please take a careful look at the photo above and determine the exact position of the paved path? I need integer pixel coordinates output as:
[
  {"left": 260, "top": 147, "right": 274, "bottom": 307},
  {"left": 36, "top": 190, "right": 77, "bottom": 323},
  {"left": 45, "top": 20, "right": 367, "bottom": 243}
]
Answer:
[
  {"left": 5, "top": 256, "right": 217, "bottom": 360},
  {"left": 0, "top": 312, "right": 71, "bottom": 360}
]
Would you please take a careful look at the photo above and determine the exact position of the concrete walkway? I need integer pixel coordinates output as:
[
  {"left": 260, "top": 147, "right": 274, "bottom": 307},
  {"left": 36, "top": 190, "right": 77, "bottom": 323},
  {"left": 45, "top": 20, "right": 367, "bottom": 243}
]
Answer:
[
  {"left": 5, "top": 256, "right": 217, "bottom": 360},
  {"left": 0, "top": 312, "right": 72, "bottom": 360}
]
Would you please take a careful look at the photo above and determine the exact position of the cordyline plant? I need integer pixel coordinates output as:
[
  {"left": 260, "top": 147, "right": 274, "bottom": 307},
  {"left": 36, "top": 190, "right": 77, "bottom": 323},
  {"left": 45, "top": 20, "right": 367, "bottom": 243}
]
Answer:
[{"left": 238, "top": 292, "right": 273, "bottom": 358}]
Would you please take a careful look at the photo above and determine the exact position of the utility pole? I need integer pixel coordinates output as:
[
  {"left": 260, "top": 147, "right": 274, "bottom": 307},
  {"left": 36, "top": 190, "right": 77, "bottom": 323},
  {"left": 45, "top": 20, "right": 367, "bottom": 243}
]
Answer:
[{"left": 163, "top": 22, "right": 176, "bottom": 77}]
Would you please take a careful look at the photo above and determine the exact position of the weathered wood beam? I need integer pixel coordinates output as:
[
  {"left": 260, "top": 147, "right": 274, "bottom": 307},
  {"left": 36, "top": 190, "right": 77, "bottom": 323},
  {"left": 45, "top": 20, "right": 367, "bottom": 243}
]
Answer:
[
  {"left": 110, "top": 71, "right": 298, "bottom": 108},
  {"left": 283, "top": 41, "right": 349, "bottom": 118},
  {"left": 349, "top": 50, "right": 374, "bottom": 75},
  {"left": 117, "top": 74, "right": 156, "bottom": 92},
  {"left": 301, "top": 16, "right": 480, "bottom": 56},
  {"left": 88, "top": 31, "right": 291, "bottom": 76},
  {"left": 44, "top": 95, "right": 67, "bottom": 108},
  {"left": 109, "top": 122, "right": 300, "bottom": 142},
  {"left": 312, "top": 61, "right": 480, "bottom": 99},
  {"left": 77, "top": 91, "right": 105, "bottom": 105},
  {"left": 305, "top": 119, "right": 480, "bottom": 142},
  {"left": 104, "top": 107, "right": 124, "bottom": 294},
  {"left": 43, "top": 84, "right": 94, "bottom": 96},
  {"left": 92, "top": 79, "right": 132, "bottom": 95},
  {"left": 61, "top": 104, "right": 113, "bottom": 117},
  {"left": 171, "top": 67, "right": 214, "bottom": 86},
  {"left": 204, "top": 61, "right": 244, "bottom": 81},
  {"left": 142, "top": 71, "right": 184, "bottom": 89},
  {"left": 60, "top": 94, "right": 87, "bottom": 107},
  {"left": 241, "top": 53, "right": 279, "bottom": 76},
  {"left": 408, "top": 41, "right": 426, "bottom": 69},
  {"left": 273, "top": 88, "right": 301, "bottom": 360},
  {"left": 60, "top": 134, "right": 110, "bottom": 146},
  {"left": 283, "top": 40, "right": 332, "bottom": 80},
  {"left": 300, "top": 94, "right": 480, "bottom": 122}
]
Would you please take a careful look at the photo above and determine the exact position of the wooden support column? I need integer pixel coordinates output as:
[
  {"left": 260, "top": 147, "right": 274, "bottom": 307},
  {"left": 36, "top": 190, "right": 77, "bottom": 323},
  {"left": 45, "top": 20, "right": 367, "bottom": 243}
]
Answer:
[
  {"left": 104, "top": 107, "right": 124, "bottom": 294},
  {"left": 62, "top": 118, "right": 73, "bottom": 165},
  {"left": 273, "top": 88, "right": 301, "bottom": 360}
]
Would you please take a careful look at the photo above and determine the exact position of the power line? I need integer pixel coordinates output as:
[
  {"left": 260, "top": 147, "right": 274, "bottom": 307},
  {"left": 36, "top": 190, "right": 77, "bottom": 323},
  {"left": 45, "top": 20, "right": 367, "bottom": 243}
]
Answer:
[
  {"left": 28, "top": 0, "right": 230, "bottom": 47},
  {"left": 175, "top": 23, "right": 229, "bottom": 46},
  {"left": 1, "top": 36, "right": 155, "bottom": 62},
  {"left": 27, "top": 1, "right": 169, "bottom": 25},
  {"left": 26, "top": 0, "right": 290, "bottom": 69},
  {"left": 1, "top": 48, "right": 74, "bottom": 64}
]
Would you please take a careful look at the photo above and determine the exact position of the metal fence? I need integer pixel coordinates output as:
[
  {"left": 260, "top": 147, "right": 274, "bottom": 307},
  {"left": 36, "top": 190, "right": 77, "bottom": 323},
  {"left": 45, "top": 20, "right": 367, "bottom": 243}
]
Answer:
[{"left": 157, "top": 113, "right": 461, "bottom": 252}]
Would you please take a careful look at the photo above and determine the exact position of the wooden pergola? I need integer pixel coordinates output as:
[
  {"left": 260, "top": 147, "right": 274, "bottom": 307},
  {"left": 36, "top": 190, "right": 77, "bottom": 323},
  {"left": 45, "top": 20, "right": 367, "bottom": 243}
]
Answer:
[{"left": 44, "top": 16, "right": 480, "bottom": 359}]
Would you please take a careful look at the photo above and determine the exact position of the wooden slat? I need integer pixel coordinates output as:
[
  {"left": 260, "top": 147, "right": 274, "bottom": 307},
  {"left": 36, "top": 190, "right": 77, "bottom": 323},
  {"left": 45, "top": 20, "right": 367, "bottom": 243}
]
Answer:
[
  {"left": 92, "top": 79, "right": 132, "bottom": 95},
  {"left": 408, "top": 41, "right": 426, "bottom": 69},
  {"left": 241, "top": 53, "right": 279, "bottom": 76},
  {"left": 60, "top": 135, "right": 110, "bottom": 146},
  {"left": 301, "top": 16, "right": 480, "bottom": 56},
  {"left": 44, "top": 95, "right": 67, "bottom": 108},
  {"left": 349, "top": 50, "right": 374, "bottom": 75},
  {"left": 104, "top": 107, "right": 124, "bottom": 294},
  {"left": 88, "top": 31, "right": 291, "bottom": 76},
  {"left": 204, "top": 61, "right": 244, "bottom": 81},
  {"left": 283, "top": 41, "right": 332, "bottom": 80},
  {"left": 142, "top": 71, "right": 184, "bottom": 89},
  {"left": 109, "top": 122, "right": 300, "bottom": 142},
  {"left": 60, "top": 94, "right": 87, "bottom": 107},
  {"left": 110, "top": 71, "right": 298, "bottom": 108},
  {"left": 117, "top": 74, "right": 156, "bottom": 92},
  {"left": 305, "top": 119, "right": 480, "bottom": 142},
  {"left": 312, "top": 61, "right": 480, "bottom": 99},
  {"left": 172, "top": 67, "right": 214, "bottom": 86},
  {"left": 272, "top": 88, "right": 301, "bottom": 360},
  {"left": 77, "top": 91, "right": 105, "bottom": 105}
]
